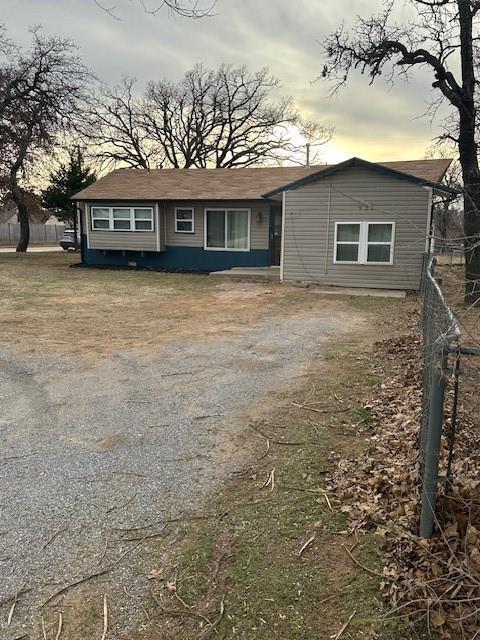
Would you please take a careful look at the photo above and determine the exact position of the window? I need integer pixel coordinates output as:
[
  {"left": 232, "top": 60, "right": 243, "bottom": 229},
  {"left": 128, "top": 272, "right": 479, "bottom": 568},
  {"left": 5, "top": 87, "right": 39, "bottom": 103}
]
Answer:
[
  {"left": 335, "top": 223, "right": 360, "bottom": 263},
  {"left": 90, "top": 206, "right": 154, "bottom": 232},
  {"left": 204, "top": 209, "right": 250, "bottom": 251},
  {"left": 334, "top": 222, "right": 394, "bottom": 265},
  {"left": 175, "top": 208, "right": 194, "bottom": 233},
  {"left": 113, "top": 208, "right": 131, "bottom": 230},
  {"left": 134, "top": 208, "right": 154, "bottom": 231},
  {"left": 366, "top": 223, "right": 394, "bottom": 263},
  {"left": 91, "top": 207, "right": 110, "bottom": 230}
]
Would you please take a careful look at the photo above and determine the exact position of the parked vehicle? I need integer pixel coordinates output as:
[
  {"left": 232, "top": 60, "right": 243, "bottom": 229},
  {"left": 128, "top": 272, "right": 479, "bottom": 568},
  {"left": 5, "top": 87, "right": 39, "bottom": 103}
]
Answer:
[{"left": 59, "top": 230, "right": 79, "bottom": 251}]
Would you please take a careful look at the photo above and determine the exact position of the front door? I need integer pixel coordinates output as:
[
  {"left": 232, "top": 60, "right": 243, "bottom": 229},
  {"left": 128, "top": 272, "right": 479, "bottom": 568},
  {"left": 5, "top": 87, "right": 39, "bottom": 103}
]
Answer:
[{"left": 269, "top": 206, "right": 282, "bottom": 266}]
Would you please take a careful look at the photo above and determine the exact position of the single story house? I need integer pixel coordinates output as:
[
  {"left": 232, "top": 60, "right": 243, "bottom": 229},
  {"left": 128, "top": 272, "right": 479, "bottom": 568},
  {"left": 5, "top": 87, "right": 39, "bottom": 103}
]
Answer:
[{"left": 72, "top": 156, "right": 452, "bottom": 290}]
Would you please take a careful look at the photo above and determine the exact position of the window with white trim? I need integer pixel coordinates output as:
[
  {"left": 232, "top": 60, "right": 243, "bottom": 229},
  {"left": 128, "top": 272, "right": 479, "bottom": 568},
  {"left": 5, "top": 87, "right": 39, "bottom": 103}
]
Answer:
[
  {"left": 91, "top": 207, "right": 110, "bottom": 230},
  {"left": 91, "top": 206, "right": 154, "bottom": 232},
  {"left": 204, "top": 209, "right": 250, "bottom": 251},
  {"left": 175, "top": 208, "right": 194, "bottom": 233},
  {"left": 334, "top": 222, "right": 394, "bottom": 265},
  {"left": 113, "top": 207, "right": 131, "bottom": 230},
  {"left": 335, "top": 223, "right": 360, "bottom": 263}
]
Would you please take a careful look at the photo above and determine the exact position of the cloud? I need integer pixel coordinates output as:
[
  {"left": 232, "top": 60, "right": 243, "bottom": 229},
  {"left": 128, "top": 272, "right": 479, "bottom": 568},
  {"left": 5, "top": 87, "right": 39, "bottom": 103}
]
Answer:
[{"left": 0, "top": 0, "right": 451, "bottom": 162}]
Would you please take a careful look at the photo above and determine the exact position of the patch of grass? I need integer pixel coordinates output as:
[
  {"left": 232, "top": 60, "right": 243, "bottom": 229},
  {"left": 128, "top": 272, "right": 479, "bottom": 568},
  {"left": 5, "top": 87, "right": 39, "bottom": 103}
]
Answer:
[
  {"left": 1, "top": 252, "right": 346, "bottom": 361},
  {"left": 349, "top": 405, "right": 376, "bottom": 429},
  {"left": 138, "top": 316, "right": 418, "bottom": 640},
  {"left": 342, "top": 295, "right": 404, "bottom": 313},
  {"left": 0, "top": 251, "right": 217, "bottom": 295}
]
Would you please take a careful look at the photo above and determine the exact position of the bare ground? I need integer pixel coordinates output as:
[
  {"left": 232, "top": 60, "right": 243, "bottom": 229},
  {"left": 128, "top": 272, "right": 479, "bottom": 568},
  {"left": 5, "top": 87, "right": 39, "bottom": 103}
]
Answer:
[{"left": 0, "top": 253, "right": 381, "bottom": 640}]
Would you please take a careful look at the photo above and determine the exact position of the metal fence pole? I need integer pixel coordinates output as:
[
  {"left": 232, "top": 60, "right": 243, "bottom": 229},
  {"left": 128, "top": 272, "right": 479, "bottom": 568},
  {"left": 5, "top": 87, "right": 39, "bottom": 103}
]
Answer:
[{"left": 420, "top": 348, "right": 448, "bottom": 538}]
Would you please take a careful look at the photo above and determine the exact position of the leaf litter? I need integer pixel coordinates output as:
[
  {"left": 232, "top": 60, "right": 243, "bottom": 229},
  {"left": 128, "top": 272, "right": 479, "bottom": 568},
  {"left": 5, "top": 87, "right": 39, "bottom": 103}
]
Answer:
[{"left": 328, "top": 313, "right": 480, "bottom": 638}]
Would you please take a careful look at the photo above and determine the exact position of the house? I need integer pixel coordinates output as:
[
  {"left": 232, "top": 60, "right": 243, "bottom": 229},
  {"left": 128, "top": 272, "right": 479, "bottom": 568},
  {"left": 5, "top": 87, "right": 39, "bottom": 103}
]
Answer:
[
  {"left": 0, "top": 192, "right": 51, "bottom": 224},
  {"left": 72, "top": 156, "right": 452, "bottom": 290}
]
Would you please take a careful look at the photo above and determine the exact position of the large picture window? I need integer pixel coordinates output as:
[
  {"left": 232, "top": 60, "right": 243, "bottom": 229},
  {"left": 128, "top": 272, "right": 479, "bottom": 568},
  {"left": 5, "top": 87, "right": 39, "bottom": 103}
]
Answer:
[
  {"left": 91, "top": 206, "right": 154, "bottom": 232},
  {"left": 334, "top": 221, "right": 394, "bottom": 265},
  {"left": 204, "top": 209, "right": 250, "bottom": 251}
]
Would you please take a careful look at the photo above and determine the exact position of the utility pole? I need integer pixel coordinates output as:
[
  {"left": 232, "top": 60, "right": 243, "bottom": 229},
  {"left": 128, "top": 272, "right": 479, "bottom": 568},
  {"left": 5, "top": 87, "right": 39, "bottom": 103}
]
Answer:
[{"left": 306, "top": 143, "right": 310, "bottom": 167}]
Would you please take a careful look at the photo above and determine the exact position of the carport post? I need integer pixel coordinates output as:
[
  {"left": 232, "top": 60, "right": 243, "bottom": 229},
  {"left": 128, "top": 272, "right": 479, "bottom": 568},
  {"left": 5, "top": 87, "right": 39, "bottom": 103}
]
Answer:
[{"left": 419, "top": 348, "right": 447, "bottom": 538}]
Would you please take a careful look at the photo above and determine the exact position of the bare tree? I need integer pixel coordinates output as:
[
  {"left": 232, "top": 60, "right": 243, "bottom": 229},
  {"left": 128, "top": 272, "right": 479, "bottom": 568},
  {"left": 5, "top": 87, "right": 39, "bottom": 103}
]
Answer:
[
  {"left": 321, "top": 0, "right": 480, "bottom": 302},
  {"left": 84, "top": 66, "right": 329, "bottom": 169},
  {"left": 433, "top": 159, "right": 463, "bottom": 250},
  {"left": 88, "top": 64, "right": 331, "bottom": 169},
  {"left": 0, "top": 28, "right": 91, "bottom": 251},
  {"left": 81, "top": 78, "right": 160, "bottom": 170},
  {"left": 93, "top": 0, "right": 215, "bottom": 19}
]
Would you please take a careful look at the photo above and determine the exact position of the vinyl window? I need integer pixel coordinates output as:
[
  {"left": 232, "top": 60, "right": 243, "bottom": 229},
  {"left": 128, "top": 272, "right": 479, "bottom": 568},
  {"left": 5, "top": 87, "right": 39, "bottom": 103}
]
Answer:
[
  {"left": 175, "top": 208, "right": 194, "bottom": 233},
  {"left": 204, "top": 209, "right": 250, "bottom": 251},
  {"left": 334, "top": 222, "right": 395, "bottom": 265},
  {"left": 91, "top": 206, "right": 154, "bottom": 232},
  {"left": 91, "top": 207, "right": 110, "bottom": 230}
]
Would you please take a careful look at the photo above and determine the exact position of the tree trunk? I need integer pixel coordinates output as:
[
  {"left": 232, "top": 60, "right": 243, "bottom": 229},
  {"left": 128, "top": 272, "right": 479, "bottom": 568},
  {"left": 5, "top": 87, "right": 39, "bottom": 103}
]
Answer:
[
  {"left": 457, "top": 0, "right": 480, "bottom": 302},
  {"left": 10, "top": 177, "right": 29, "bottom": 252},
  {"left": 462, "top": 181, "right": 480, "bottom": 300}
]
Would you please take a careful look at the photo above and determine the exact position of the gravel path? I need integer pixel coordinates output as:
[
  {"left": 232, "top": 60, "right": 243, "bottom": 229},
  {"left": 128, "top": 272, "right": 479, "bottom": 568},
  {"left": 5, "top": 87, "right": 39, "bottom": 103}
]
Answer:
[{"left": 0, "top": 311, "right": 350, "bottom": 639}]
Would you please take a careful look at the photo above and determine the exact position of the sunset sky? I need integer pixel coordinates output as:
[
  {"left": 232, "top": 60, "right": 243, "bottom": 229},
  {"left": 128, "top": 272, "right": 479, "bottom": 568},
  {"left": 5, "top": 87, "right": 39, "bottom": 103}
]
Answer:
[{"left": 2, "top": 0, "right": 450, "bottom": 164}]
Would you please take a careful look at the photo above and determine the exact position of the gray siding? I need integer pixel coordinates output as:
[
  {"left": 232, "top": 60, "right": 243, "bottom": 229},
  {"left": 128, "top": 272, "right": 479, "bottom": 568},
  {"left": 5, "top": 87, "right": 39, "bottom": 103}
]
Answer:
[
  {"left": 165, "top": 200, "right": 270, "bottom": 250},
  {"left": 85, "top": 202, "right": 159, "bottom": 252},
  {"left": 282, "top": 166, "right": 430, "bottom": 290},
  {"left": 80, "top": 200, "right": 270, "bottom": 253}
]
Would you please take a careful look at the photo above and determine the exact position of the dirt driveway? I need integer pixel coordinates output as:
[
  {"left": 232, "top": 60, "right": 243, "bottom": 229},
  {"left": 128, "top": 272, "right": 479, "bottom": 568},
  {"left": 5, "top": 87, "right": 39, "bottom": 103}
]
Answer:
[{"left": 0, "top": 254, "right": 366, "bottom": 639}]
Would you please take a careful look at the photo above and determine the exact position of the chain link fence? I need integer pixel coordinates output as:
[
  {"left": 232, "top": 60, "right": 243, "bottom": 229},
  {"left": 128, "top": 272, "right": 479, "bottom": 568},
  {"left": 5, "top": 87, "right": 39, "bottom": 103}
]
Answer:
[{"left": 419, "top": 255, "right": 480, "bottom": 537}]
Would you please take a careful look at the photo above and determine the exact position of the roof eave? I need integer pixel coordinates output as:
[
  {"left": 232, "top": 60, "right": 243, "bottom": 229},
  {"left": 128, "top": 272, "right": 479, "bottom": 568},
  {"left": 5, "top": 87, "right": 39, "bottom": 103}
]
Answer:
[
  {"left": 71, "top": 194, "right": 271, "bottom": 202},
  {"left": 262, "top": 156, "right": 454, "bottom": 199}
]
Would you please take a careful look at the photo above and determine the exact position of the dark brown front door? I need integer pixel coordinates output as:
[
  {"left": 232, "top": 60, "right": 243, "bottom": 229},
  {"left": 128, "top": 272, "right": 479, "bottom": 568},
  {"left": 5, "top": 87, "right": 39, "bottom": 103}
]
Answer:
[{"left": 269, "top": 206, "right": 282, "bottom": 266}]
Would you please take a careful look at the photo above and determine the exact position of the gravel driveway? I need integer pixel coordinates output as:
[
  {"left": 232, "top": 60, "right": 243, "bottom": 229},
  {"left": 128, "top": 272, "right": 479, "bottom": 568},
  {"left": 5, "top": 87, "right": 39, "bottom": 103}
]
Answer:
[{"left": 0, "top": 310, "right": 352, "bottom": 639}]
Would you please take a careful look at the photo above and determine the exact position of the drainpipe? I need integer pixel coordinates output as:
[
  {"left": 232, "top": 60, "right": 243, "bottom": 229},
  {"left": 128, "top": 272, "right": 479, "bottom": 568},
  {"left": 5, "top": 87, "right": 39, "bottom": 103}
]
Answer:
[
  {"left": 280, "top": 191, "right": 286, "bottom": 282},
  {"left": 77, "top": 203, "right": 85, "bottom": 263}
]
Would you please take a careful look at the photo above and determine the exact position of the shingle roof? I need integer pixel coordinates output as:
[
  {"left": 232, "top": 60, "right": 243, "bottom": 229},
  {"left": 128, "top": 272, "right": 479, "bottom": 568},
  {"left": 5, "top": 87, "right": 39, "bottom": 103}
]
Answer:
[
  {"left": 263, "top": 157, "right": 454, "bottom": 198},
  {"left": 72, "top": 158, "right": 452, "bottom": 201}
]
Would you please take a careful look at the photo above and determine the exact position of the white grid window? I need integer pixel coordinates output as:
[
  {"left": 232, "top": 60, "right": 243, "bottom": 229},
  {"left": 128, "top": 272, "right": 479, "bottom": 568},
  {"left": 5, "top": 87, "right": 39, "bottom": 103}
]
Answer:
[
  {"left": 334, "top": 222, "right": 395, "bottom": 265},
  {"left": 91, "top": 206, "right": 154, "bottom": 232},
  {"left": 175, "top": 208, "right": 194, "bottom": 233},
  {"left": 91, "top": 207, "right": 110, "bottom": 230}
]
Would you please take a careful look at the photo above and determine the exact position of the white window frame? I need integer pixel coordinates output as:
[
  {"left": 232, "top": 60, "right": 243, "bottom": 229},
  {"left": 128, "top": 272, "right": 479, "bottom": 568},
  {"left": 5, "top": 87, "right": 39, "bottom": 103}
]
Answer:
[
  {"left": 90, "top": 206, "right": 154, "bottom": 232},
  {"left": 112, "top": 206, "right": 133, "bottom": 232},
  {"left": 333, "top": 222, "right": 361, "bottom": 265},
  {"left": 334, "top": 221, "right": 395, "bottom": 265},
  {"left": 366, "top": 221, "right": 395, "bottom": 265},
  {"left": 174, "top": 207, "right": 195, "bottom": 234},
  {"left": 203, "top": 208, "right": 251, "bottom": 252},
  {"left": 90, "top": 206, "right": 110, "bottom": 231}
]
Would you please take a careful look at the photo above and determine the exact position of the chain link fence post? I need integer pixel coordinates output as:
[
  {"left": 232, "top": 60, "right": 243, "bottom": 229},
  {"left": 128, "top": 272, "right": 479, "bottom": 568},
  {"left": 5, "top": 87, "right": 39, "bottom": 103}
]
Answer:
[
  {"left": 419, "top": 255, "right": 480, "bottom": 538},
  {"left": 419, "top": 255, "right": 460, "bottom": 538},
  {"left": 419, "top": 347, "right": 448, "bottom": 538}
]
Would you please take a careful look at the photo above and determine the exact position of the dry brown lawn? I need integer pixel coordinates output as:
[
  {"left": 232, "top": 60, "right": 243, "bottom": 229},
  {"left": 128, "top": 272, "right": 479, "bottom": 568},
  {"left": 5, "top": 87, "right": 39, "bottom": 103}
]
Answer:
[
  {"left": 0, "top": 251, "right": 416, "bottom": 640},
  {"left": 0, "top": 252, "right": 357, "bottom": 362}
]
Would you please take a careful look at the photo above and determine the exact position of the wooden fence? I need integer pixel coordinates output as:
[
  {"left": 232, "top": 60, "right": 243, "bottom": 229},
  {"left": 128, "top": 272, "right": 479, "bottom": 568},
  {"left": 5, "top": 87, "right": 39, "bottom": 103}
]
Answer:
[{"left": 0, "top": 223, "right": 65, "bottom": 246}]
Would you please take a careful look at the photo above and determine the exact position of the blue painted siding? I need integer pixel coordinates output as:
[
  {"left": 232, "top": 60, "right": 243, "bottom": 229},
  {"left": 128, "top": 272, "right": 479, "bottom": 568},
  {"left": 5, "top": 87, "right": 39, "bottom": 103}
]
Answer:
[{"left": 81, "top": 235, "right": 270, "bottom": 271}]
